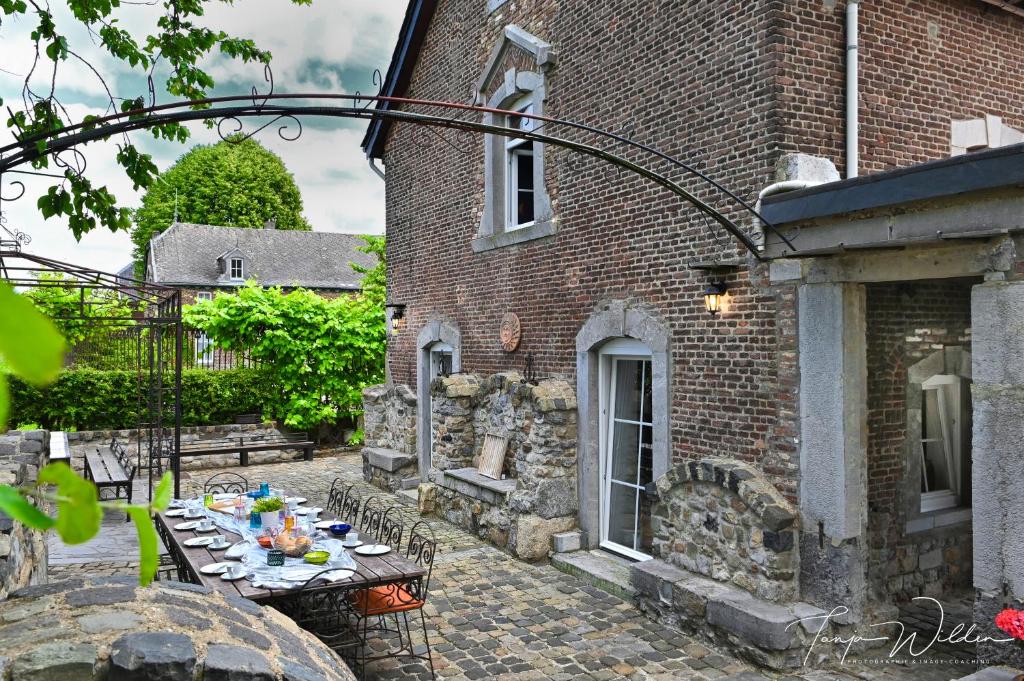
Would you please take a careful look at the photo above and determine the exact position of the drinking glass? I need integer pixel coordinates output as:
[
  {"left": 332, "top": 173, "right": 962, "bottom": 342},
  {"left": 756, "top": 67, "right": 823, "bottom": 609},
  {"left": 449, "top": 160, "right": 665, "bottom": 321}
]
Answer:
[{"left": 259, "top": 482, "right": 270, "bottom": 496}]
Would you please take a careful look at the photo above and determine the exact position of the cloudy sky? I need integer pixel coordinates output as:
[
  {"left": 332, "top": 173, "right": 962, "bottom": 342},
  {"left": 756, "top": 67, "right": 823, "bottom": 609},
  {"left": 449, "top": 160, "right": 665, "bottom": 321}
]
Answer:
[{"left": 0, "top": 0, "right": 407, "bottom": 273}]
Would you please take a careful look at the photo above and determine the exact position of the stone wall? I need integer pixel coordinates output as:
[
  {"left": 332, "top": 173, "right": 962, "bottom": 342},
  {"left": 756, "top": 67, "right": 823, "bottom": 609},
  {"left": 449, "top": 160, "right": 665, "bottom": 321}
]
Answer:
[
  {"left": 68, "top": 423, "right": 301, "bottom": 471},
  {"left": 362, "top": 383, "right": 416, "bottom": 454},
  {"left": 424, "top": 372, "right": 578, "bottom": 560},
  {"left": 0, "top": 576, "right": 355, "bottom": 680},
  {"left": 650, "top": 458, "right": 799, "bottom": 603},
  {"left": 0, "top": 430, "right": 48, "bottom": 600}
]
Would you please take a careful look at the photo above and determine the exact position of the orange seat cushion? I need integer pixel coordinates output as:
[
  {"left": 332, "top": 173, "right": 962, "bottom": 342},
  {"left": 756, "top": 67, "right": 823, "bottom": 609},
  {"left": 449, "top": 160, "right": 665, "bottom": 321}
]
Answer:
[{"left": 353, "top": 585, "right": 424, "bottom": 615}]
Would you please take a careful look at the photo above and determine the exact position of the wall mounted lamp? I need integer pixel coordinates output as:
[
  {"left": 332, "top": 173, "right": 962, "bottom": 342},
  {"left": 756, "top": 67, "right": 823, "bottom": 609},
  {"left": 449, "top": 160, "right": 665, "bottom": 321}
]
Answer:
[
  {"left": 385, "top": 302, "right": 406, "bottom": 335},
  {"left": 703, "top": 281, "right": 728, "bottom": 316}
]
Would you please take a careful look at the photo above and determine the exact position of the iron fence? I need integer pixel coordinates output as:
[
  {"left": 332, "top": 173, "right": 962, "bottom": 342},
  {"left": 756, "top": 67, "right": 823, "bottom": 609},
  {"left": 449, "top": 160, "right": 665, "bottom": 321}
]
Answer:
[{"left": 70, "top": 327, "right": 259, "bottom": 371}]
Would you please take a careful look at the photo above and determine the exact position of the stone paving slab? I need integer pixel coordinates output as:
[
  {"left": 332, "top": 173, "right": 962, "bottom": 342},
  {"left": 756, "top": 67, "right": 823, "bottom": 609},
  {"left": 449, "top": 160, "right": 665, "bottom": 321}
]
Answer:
[{"left": 46, "top": 452, "right": 984, "bottom": 681}]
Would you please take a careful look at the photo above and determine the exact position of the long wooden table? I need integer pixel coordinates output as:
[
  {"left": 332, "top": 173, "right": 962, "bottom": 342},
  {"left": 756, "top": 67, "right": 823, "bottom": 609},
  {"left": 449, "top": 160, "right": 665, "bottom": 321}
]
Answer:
[{"left": 154, "top": 509, "right": 425, "bottom": 603}]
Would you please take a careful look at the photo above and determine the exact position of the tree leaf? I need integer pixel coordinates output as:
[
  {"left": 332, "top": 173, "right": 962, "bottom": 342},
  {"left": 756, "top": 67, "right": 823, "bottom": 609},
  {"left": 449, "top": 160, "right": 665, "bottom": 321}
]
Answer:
[
  {"left": 152, "top": 471, "right": 172, "bottom": 511},
  {"left": 127, "top": 506, "right": 157, "bottom": 586},
  {"left": 0, "top": 283, "right": 66, "bottom": 385},
  {"left": 36, "top": 463, "right": 101, "bottom": 544},
  {"left": 0, "top": 372, "right": 8, "bottom": 432},
  {"left": 0, "top": 485, "right": 56, "bottom": 530}
]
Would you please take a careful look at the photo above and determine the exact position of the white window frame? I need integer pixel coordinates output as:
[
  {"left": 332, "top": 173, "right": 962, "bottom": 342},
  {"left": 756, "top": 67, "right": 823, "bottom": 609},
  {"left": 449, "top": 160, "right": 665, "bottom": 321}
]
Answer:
[
  {"left": 598, "top": 338, "right": 654, "bottom": 562},
  {"left": 229, "top": 257, "right": 244, "bottom": 281},
  {"left": 919, "top": 374, "right": 963, "bottom": 513},
  {"left": 505, "top": 100, "right": 536, "bottom": 231}
]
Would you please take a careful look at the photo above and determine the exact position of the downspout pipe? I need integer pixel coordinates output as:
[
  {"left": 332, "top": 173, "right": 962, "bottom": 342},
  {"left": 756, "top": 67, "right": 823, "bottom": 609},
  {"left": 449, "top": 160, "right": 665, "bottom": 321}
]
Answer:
[
  {"left": 368, "top": 157, "right": 386, "bottom": 181},
  {"left": 846, "top": 0, "right": 860, "bottom": 179}
]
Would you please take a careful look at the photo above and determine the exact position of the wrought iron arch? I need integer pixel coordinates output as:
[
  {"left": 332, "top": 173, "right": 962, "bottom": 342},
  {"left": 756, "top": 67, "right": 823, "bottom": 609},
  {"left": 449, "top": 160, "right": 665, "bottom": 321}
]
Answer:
[{"left": 0, "top": 88, "right": 795, "bottom": 259}]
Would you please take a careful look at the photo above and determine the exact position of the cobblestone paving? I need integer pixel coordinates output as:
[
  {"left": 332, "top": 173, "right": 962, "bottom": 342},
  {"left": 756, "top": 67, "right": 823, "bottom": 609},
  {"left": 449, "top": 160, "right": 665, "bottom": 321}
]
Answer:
[{"left": 48, "top": 452, "right": 983, "bottom": 681}]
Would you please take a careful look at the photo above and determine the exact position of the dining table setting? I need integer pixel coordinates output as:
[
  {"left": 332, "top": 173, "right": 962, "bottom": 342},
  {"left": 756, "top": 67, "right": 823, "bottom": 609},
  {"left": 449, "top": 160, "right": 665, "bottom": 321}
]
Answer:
[{"left": 154, "top": 485, "right": 426, "bottom": 603}]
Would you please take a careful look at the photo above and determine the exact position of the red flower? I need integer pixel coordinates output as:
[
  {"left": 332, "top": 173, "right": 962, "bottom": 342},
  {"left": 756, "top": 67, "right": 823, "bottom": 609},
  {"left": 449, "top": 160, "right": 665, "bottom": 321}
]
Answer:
[{"left": 995, "top": 609, "right": 1024, "bottom": 640}]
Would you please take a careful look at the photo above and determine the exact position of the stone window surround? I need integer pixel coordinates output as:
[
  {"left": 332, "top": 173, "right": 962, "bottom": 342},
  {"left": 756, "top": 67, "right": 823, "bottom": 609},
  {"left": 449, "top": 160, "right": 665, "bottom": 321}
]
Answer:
[
  {"left": 472, "top": 26, "right": 556, "bottom": 253},
  {"left": 416, "top": 320, "right": 462, "bottom": 481},
  {"left": 903, "top": 345, "right": 973, "bottom": 535},
  {"left": 576, "top": 301, "right": 671, "bottom": 550}
]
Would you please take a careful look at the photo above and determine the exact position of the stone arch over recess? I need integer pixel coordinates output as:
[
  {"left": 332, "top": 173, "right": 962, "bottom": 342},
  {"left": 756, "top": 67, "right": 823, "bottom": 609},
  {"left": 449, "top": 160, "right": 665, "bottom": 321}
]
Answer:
[
  {"left": 576, "top": 300, "right": 671, "bottom": 549},
  {"left": 417, "top": 320, "right": 463, "bottom": 481}
]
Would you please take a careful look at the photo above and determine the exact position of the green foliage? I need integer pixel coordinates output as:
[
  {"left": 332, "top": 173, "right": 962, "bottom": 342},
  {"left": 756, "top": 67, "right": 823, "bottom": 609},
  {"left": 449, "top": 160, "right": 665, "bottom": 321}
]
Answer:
[
  {"left": 2, "top": 0, "right": 310, "bottom": 239},
  {"left": 184, "top": 240, "right": 386, "bottom": 430},
  {"left": 131, "top": 137, "right": 311, "bottom": 272},
  {"left": 22, "top": 272, "right": 136, "bottom": 347},
  {"left": 16, "top": 423, "right": 41, "bottom": 431},
  {"left": 8, "top": 368, "right": 269, "bottom": 431},
  {"left": 252, "top": 496, "right": 284, "bottom": 513},
  {"left": 346, "top": 428, "right": 365, "bottom": 447}
]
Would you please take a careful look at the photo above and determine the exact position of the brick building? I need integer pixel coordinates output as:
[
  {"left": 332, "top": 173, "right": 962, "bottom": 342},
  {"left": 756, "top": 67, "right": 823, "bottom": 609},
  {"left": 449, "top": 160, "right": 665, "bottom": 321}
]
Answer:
[{"left": 359, "top": 0, "right": 1024, "bottom": 666}]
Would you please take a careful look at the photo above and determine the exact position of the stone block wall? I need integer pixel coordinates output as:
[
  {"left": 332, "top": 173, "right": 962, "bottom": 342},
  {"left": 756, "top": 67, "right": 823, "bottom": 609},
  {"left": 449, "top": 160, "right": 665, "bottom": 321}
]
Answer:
[
  {"left": 0, "top": 430, "right": 49, "bottom": 599},
  {"left": 865, "top": 280, "right": 976, "bottom": 602},
  {"left": 650, "top": 458, "right": 799, "bottom": 603},
  {"left": 362, "top": 383, "right": 416, "bottom": 454},
  {"left": 425, "top": 372, "right": 578, "bottom": 560},
  {"left": 0, "top": 576, "right": 355, "bottom": 680},
  {"left": 68, "top": 423, "right": 298, "bottom": 471}
]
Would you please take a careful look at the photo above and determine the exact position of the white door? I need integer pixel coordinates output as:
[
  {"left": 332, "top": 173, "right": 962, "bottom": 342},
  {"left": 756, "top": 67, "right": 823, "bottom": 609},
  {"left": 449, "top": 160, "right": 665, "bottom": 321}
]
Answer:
[
  {"left": 600, "top": 340, "right": 654, "bottom": 561},
  {"left": 427, "top": 342, "right": 453, "bottom": 455}
]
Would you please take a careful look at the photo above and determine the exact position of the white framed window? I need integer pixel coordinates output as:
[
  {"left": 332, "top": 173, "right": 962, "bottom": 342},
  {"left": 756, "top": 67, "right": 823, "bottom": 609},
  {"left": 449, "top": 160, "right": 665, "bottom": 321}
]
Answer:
[
  {"left": 229, "top": 258, "right": 244, "bottom": 280},
  {"left": 919, "top": 374, "right": 968, "bottom": 513},
  {"left": 505, "top": 101, "right": 536, "bottom": 230}
]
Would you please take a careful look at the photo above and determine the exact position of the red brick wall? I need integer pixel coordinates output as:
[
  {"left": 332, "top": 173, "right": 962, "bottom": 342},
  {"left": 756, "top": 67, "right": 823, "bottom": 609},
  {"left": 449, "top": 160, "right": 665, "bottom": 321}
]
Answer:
[
  {"left": 865, "top": 280, "right": 975, "bottom": 601},
  {"left": 379, "top": 0, "right": 1023, "bottom": 499},
  {"left": 779, "top": 0, "right": 1024, "bottom": 174}
]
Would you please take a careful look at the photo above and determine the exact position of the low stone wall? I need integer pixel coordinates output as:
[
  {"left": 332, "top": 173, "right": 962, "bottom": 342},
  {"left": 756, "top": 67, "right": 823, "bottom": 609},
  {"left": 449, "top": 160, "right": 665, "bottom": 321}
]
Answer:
[
  {"left": 69, "top": 423, "right": 303, "bottom": 470},
  {"left": 650, "top": 457, "right": 799, "bottom": 602},
  {"left": 362, "top": 384, "right": 418, "bottom": 491},
  {"left": 423, "top": 372, "right": 578, "bottom": 560},
  {"left": 0, "top": 430, "right": 48, "bottom": 599},
  {"left": 0, "top": 576, "right": 356, "bottom": 680}
]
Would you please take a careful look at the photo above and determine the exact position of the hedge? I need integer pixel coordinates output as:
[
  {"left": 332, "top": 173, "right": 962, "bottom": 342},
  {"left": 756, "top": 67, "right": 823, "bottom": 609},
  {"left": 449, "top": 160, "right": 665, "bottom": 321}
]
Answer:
[{"left": 8, "top": 368, "right": 270, "bottom": 431}]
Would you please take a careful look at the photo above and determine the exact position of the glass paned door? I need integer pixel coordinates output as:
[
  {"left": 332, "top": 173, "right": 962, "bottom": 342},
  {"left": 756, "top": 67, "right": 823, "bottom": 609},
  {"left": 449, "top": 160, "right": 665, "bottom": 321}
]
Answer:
[
  {"left": 428, "top": 343, "right": 453, "bottom": 456},
  {"left": 602, "top": 357, "right": 654, "bottom": 559}
]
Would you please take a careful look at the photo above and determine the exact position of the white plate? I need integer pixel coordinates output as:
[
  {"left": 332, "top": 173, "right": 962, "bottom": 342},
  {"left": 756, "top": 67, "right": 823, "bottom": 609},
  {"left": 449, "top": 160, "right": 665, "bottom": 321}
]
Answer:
[
  {"left": 319, "top": 568, "right": 354, "bottom": 582},
  {"left": 174, "top": 521, "right": 200, "bottom": 531},
  {"left": 209, "top": 541, "right": 231, "bottom": 551},
  {"left": 195, "top": 525, "right": 218, "bottom": 533},
  {"left": 354, "top": 544, "right": 390, "bottom": 556},
  {"left": 184, "top": 536, "right": 214, "bottom": 547},
  {"left": 285, "top": 497, "right": 307, "bottom": 505},
  {"left": 224, "top": 542, "right": 248, "bottom": 560},
  {"left": 184, "top": 513, "right": 205, "bottom": 520},
  {"left": 213, "top": 493, "right": 237, "bottom": 501},
  {"left": 166, "top": 509, "right": 187, "bottom": 517},
  {"left": 199, "top": 562, "right": 231, "bottom": 575},
  {"left": 221, "top": 571, "right": 247, "bottom": 581},
  {"left": 294, "top": 507, "right": 322, "bottom": 516},
  {"left": 342, "top": 540, "right": 363, "bottom": 549}
]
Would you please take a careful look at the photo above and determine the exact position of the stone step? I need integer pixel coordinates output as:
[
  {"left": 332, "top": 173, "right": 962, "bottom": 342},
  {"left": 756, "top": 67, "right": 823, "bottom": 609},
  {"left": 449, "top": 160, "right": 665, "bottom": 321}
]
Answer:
[
  {"left": 399, "top": 476, "right": 420, "bottom": 490},
  {"left": 550, "top": 549, "right": 636, "bottom": 601}
]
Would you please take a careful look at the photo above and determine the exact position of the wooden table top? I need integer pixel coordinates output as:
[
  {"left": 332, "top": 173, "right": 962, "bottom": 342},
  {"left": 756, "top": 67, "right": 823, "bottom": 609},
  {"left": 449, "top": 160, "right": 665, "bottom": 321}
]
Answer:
[{"left": 156, "top": 510, "right": 426, "bottom": 603}]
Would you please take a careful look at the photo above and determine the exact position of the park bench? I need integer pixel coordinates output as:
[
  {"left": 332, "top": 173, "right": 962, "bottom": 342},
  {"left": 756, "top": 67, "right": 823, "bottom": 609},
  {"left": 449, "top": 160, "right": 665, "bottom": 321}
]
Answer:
[
  {"left": 48, "top": 431, "right": 71, "bottom": 466},
  {"left": 177, "top": 432, "right": 314, "bottom": 467},
  {"left": 84, "top": 437, "right": 136, "bottom": 518}
]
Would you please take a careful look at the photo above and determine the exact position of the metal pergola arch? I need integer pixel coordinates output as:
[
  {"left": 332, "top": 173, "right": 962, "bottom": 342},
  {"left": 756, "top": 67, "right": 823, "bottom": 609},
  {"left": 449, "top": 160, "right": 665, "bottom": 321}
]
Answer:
[
  {"left": 0, "top": 240, "right": 182, "bottom": 499},
  {"left": 0, "top": 92, "right": 796, "bottom": 258}
]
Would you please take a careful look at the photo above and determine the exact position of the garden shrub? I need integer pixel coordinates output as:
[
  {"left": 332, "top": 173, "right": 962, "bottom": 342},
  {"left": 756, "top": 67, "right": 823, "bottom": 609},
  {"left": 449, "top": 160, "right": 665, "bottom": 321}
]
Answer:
[{"left": 7, "top": 368, "right": 269, "bottom": 431}]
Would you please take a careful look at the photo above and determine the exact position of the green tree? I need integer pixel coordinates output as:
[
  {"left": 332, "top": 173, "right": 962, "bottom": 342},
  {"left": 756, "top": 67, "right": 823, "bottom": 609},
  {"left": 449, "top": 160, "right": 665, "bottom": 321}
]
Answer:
[
  {"left": 23, "top": 272, "right": 135, "bottom": 347},
  {"left": 184, "top": 237, "right": 386, "bottom": 430},
  {"left": 1, "top": 0, "right": 310, "bottom": 239},
  {"left": 131, "top": 137, "right": 312, "bottom": 270}
]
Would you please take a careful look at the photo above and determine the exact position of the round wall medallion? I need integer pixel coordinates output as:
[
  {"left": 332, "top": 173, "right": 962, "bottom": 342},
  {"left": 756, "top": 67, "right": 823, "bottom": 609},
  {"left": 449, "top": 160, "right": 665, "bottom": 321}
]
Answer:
[{"left": 499, "top": 312, "right": 522, "bottom": 352}]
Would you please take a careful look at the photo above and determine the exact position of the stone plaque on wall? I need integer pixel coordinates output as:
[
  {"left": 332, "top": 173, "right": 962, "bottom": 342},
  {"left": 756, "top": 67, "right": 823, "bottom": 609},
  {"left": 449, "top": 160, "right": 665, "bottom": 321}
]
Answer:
[{"left": 499, "top": 312, "right": 521, "bottom": 352}]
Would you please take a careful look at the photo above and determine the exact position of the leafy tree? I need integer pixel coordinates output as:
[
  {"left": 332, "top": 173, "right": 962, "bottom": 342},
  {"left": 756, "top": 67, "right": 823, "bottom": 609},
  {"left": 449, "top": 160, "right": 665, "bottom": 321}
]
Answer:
[
  {"left": 0, "top": 0, "right": 310, "bottom": 239},
  {"left": 23, "top": 272, "right": 135, "bottom": 346},
  {"left": 132, "top": 137, "right": 312, "bottom": 270},
  {"left": 184, "top": 237, "right": 386, "bottom": 429}
]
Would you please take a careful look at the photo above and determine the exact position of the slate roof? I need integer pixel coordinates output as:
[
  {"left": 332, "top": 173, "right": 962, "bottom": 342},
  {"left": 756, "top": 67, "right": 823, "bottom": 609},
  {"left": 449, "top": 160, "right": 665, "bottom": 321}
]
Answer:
[{"left": 145, "top": 223, "right": 376, "bottom": 290}]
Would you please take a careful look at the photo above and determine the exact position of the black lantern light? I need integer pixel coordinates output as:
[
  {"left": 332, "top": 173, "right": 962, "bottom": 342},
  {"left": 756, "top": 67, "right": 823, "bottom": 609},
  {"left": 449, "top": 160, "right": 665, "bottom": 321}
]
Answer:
[
  {"left": 385, "top": 302, "right": 406, "bottom": 335},
  {"left": 703, "top": 281, "right": 728, "bottom": 316}
]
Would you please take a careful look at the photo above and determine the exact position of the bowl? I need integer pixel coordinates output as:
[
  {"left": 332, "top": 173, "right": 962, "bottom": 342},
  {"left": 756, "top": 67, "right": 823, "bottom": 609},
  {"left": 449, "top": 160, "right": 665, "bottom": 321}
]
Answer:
[
  {"left": 257, "top": 535, "right": 273, "bottom": 549},
  {"left": 304, "top": 551, "right": 330, "bottom": 565},
  {"left": 274, "top": 532, "right": 313, "bottom": 557},
  {"left": 328, "top": 523, "right": 351, "bottom": 538}
]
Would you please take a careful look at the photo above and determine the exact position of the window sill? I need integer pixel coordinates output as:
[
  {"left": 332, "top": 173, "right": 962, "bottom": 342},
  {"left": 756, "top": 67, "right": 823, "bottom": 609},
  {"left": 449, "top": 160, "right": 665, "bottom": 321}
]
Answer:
[
  {"left": 905, "top": 507, "right": 972, "bottom": 534},
  {"left": 471, "top": 220, "right": 556, "bottom": 253},
  {"left": 486, "top": 0, "right": 509, "bottom": 13}
]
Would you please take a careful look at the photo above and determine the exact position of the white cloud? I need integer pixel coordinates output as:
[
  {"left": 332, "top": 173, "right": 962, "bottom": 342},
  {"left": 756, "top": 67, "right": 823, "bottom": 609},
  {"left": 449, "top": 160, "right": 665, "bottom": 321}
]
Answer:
[{"left": 0, "top": 0, "right": 404, "bottom": 272}]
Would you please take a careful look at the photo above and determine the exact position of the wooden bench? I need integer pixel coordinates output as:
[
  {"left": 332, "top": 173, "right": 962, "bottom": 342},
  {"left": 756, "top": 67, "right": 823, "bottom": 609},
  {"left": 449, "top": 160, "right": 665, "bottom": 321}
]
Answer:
[
  {"left": 48, "top": 431, "right": 72, "bottom": 466},
  {"left": 177, "top": 433, "right": 314, "bottom": 467},
  {"left": 84, "top": 438, "right": 136, "bottom": 512}
]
